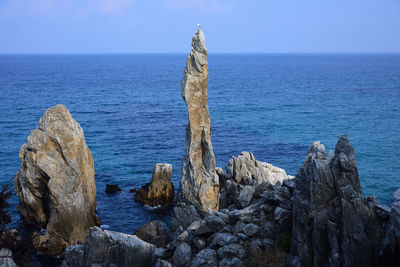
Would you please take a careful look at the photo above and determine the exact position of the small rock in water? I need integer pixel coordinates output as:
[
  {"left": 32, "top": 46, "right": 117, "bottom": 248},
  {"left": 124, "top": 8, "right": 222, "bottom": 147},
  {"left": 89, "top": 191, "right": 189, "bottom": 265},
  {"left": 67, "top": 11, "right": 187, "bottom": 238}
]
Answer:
[
  {"left": 129, "top": 188, "right": 137, "bottom": 193},
  {"left": 105, "top": 184, "right": 122, "bottom": 194},
  {"left": 134, "top": 163, "right": 174, "bottom": 207}
]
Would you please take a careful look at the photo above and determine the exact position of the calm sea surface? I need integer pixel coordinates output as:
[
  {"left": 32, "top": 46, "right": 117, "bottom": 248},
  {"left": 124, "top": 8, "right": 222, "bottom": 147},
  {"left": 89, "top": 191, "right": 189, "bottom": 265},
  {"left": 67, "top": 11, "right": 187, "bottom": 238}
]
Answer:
[{"left": 0, "top": 54, "right": 399, "bottom": 233}]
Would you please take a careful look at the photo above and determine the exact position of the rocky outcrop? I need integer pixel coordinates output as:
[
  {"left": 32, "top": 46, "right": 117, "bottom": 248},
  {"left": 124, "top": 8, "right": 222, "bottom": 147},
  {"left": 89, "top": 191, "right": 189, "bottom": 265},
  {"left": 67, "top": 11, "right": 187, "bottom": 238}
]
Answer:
[
  {"left": 381, "top": 188, "right": 400, "bottom": 266},
  {"left": 14, "top": 104, "right": 98, "bottom": 255},
  {"left": 134, "top": 163, "right": 174, "bottom": 207},
  {"left": 290, "top": 135, "right": 384, "bottom": 266},
  {"left": 219, "top": 152, "right": 293, "bottom": 209},
  {"left": 61, "top": 227, "right": 156, "bottom": 267},
  {"left": 179, "top": 28, "right": 219, "bottom": 212}
]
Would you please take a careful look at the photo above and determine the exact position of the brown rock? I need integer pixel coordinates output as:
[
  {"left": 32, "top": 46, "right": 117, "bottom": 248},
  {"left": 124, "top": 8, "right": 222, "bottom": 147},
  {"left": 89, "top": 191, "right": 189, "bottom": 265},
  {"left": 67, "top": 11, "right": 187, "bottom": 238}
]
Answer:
[
  {"left": 134, "top": 163, "right": 174, "bottom": 207},
  {"left": 14, "top": 104, "right": 98, "bottom": 255},
  {"left": 179, "top": 28, "right": 219, "bottom": 212}
]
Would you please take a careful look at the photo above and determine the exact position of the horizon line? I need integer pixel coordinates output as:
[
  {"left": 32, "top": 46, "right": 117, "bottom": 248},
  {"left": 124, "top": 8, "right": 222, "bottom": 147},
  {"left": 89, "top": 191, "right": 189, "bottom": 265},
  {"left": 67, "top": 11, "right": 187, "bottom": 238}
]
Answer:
[{"left": 1, "top": 51, "right": 400, "bottom": 55}]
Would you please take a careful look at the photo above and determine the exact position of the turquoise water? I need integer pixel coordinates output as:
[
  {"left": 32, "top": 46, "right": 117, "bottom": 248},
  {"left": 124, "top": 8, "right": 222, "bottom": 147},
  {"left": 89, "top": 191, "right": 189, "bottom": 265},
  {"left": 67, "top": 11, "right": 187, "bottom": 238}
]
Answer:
[{"left": 0, "top": 54, "right": 399, "bottom": 233}]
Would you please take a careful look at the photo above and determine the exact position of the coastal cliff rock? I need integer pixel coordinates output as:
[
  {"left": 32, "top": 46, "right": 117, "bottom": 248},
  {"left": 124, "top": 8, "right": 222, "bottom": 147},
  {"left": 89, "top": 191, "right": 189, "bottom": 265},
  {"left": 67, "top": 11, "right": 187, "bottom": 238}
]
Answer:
[
  {"left": 134, "top": 163, "right": 174, "bottom": 207},
  {"left": 179, "top": 29, "right": 219, "bottom": 212},
  {"left": 14, "top": 104, "right": 98, "bottom": 255},
  {"left": 290, "top": 135, "right": 384, "bottom": 266},
  {"left": 381, "top": 188, "right": 400, "bottom": 266},
  {"left": 61, "top": 227, "right": 156, "bottom": 267}
]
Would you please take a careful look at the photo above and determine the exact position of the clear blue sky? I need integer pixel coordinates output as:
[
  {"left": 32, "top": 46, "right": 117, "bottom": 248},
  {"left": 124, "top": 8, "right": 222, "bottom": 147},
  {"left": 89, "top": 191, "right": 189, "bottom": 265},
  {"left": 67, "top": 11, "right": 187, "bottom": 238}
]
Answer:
[{"left": 0, "top": 0, "right": 399, "bottom": 53}]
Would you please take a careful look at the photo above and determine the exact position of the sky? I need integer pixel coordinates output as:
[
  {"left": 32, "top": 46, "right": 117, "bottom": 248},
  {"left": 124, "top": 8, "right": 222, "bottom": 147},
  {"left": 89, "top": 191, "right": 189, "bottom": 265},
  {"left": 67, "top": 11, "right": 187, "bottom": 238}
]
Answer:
[{"left": 0, "top": 0, "right": 399, "bottom": 53}]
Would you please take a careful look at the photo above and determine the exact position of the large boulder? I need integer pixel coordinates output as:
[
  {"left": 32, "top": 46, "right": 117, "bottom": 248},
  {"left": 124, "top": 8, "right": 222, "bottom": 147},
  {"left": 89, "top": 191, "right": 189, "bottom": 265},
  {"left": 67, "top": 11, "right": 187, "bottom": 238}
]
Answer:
[
  {"left": 14, "top": 104, "right": 98, "bottom": 255},
  {"left": 290, "top": 135, "right": 384, "bottom": 266},
  {"left": 134, "top": 163, "right": 174, "bottom": 207},
  {"left": 179, "top": 28, "right": 219, "bottom": 212},
  {"left": 61, "top": 227, "right": 156, "bottom": 267}
]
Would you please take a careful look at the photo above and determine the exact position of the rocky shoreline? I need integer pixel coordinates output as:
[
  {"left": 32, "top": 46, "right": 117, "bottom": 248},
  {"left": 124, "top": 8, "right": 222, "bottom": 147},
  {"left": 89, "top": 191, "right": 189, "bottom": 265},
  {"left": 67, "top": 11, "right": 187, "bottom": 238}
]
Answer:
[{"left": 3, "top": 29, "right": 400, "bottom": 266}]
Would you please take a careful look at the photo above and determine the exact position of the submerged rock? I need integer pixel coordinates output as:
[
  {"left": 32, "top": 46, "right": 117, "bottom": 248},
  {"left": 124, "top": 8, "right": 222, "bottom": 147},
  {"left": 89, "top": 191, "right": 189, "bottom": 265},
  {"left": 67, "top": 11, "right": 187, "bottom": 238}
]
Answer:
[
  {"left": 179, "top": 28, "right": 219, "bottom": 212},
  {"left": 61, "top": 227, "right": 156, "bottom": 267},
  {"left": 291, "top": 135, "right": 384, "bottom": 266},
  {"left": 134, "top": 163, "right": 174, "bottom": 207},
  {"left": 14, "top": 104, "right": 98, "bottom": 255},
  {"left": 105, "top": 184, "right": 121, "bottom": 194}
]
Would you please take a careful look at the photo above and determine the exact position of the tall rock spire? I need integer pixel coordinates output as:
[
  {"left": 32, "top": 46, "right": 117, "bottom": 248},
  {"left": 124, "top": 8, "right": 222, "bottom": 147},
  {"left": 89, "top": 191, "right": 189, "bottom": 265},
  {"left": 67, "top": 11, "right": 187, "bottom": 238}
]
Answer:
[{"left": 180, "top": 29, "right": 219, "bottom": 212}]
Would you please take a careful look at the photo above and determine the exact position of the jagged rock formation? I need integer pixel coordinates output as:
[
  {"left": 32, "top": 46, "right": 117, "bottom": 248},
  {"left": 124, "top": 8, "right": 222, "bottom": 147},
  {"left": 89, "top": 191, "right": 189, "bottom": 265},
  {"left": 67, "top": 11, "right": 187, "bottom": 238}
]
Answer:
[
  {"left": 290, "top": 135, "right": 384, "bottom": 266},
  {"left": 179, "top": 29, "right": 219, "bottom": 212},
  {"left": 381, "top": 188, "right": 400, "bottom": 266},
  {"left": 61, "top": 227, "right": 157, "bottom": 267},
  {"left": 220, "top": 152, "right": 293, "bottom": 209},
  {"left": 14, "top": 104, "right": 98, "bottom": 255},
  {"left": 134, "top": 163, "right": 174, "bottom": 207}
]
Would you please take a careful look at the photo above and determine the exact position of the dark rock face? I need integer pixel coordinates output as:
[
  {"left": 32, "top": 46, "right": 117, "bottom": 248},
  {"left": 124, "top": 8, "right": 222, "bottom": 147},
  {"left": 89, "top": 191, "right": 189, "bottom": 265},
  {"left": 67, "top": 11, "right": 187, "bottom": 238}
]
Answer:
[
  {"left": 134, "top": 221, "right": 170, "bottom": 248},
  {"left": 290, "top": 135, "right": 384, "bottom": 267},
  {"left": 105, "top": 184, "right": 121, "bottom": 194},
  {"left": 381, "top": 189, "right": 400, "bottom": 266},
  {"left": 134, "top": 163, "right": 174, "bottom": 207},
  {"left": 61, "top": 227, "right": 156, "bottom": 267}
]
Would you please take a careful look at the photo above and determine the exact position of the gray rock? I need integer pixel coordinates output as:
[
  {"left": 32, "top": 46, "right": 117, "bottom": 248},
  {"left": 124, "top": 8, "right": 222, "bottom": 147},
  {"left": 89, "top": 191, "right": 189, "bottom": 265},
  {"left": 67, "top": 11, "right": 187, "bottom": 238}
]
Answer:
[
  {"left": 274, "top": 207, "right": 292, "bottom": 233},
  {"left": 225, "top": 152, "right": 292, "bottom": 186},
  {"left": 133, "top": 221, "right": 170, "bottom": 247},
  {"left": 381, "top": 191, "right": 400, "bottom": 266},
  {"left": 218, "top": 257, "right": 243, "bottom": 267},
  {"left": 172, "top": 242, "right": 192, "bottom": 267},
  {"left": 291, "top": 135, "right": 384, "bottom": 267},
  {"left": 217, "top": 243, "right": 245, "bottom": 259},
  {"left": 171, "top": 204, "right": 202, "bottom": 231},
  {"left": 61, "top": 226, "right": 156, "bottom": 267},
  {"left": 194, "top": 237, "right": 206, "bottom": 250},
  {"left": 191, "top": 248, "right": 218, "bottom": 267},
  {"left": 242, "top": 223, "right": 259, "bottom": 237},
  {"left": 154, "top": 259, "right": 172, "bottom": 267},
  {"left": 14, "top": 104, "right": 98, "bottom": 255},
  {"left": 211, "top": 233, "right": 239, "bottom": 247},
  {"left": 237, "top": 185, "right": 255, "bottom": 208},
  {"left": 393, "top": 188, "right": 400, "bottom": 202},
  {"left": 0, "top": 249, "right": 17, "bottom": 267},
  {"left": 180, "top": 28, "right": 219, "bottom": 212}
]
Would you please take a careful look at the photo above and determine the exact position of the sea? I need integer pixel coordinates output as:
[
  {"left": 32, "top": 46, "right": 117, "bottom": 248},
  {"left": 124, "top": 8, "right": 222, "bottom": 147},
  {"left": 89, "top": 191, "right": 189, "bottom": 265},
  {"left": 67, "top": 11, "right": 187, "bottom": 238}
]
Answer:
[{"left": 0, "top": 53, "right": 399, "bottom": 234}]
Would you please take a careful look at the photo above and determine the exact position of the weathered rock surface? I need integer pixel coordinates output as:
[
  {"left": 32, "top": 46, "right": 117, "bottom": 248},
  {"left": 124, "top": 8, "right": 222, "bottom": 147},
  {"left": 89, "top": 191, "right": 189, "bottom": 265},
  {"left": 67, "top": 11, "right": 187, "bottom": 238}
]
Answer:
[
  {"left": 290, "top": 135, "right": 384, "bottom": 267},
  {"left": 61, "top": 226, "right": 156, "bottom": 267},
  {"left": 14, "top": 104, "right": 98, "bottom": 255},
  {"left": 105, "top": 184, "right": 121, "bottom": 194},
  {"left": 133, "top": 221, "right": 170, "bottom": 248},
  {"left": 134, "top": 163, "right": 174, "bottom": 207},
  {"left": 226, "top": 152, "right": 292, "bottom": 186},
  {"left": 381, "top": 189, "right": 400, "bottom": 266},
  {"left": 179, "top": 28, "right": 219, "bottom": 212},
  {"left": 0, "top": 248, "right": 17, "bottom": 267}
]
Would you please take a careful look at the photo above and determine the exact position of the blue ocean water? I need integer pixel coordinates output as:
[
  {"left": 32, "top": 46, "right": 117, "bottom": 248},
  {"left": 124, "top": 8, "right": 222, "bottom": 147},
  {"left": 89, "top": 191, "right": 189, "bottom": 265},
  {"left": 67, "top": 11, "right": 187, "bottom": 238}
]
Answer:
[{"left": 0, "top": 54, "right": 399, "bottom": 233}]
